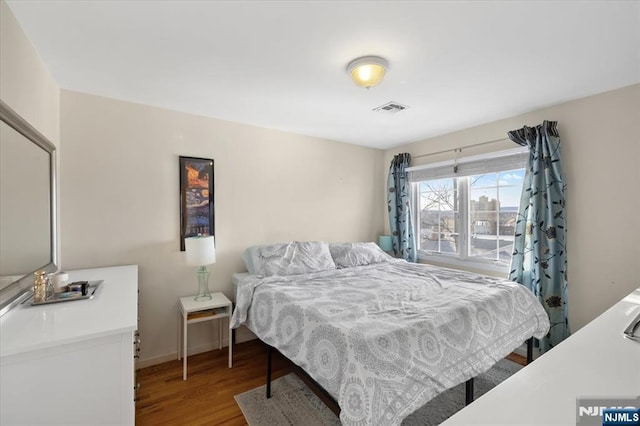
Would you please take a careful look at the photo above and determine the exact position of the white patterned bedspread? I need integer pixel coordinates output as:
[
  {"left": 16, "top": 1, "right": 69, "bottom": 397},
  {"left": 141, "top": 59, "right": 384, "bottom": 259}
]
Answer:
[{"left": 231, "top": 260, "right": 550, "bottom": 426}]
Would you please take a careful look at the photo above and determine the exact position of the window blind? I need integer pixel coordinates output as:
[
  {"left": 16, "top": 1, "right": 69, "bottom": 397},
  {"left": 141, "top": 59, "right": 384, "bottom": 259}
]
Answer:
[{"left": 407, "top": 147, "right": 529, "bottom": 182}]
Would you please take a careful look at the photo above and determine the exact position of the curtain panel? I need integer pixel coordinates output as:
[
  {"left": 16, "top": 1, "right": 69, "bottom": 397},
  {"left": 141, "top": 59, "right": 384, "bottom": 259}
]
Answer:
[
  {"left": 387, "top": 153, "right": 417, "bottom": 262},
  {"left": 508, "top": 120, "right": 569, "bottom": 351}
]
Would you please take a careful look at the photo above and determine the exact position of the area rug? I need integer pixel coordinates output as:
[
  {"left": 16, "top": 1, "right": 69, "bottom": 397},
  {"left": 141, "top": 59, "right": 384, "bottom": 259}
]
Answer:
[{"left": 234, "top": 358, "right": 522, "bottom": 425}]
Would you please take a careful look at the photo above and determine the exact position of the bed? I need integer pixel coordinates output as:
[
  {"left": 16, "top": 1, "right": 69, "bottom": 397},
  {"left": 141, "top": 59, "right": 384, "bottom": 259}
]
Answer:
[{"left": 231, "top": 241, "right": 550, "bottom": 426}]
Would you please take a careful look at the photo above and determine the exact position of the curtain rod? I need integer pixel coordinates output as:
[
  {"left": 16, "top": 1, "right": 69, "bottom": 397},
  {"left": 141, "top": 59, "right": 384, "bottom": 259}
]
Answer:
[{"left": 411, "top": 137, "right": 510, "bottom": 160}]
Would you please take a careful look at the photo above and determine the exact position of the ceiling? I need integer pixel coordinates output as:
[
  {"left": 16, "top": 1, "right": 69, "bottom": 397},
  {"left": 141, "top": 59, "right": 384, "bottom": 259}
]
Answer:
[{"left": 6, "top": 1, "right": 640, "bottom": 149}]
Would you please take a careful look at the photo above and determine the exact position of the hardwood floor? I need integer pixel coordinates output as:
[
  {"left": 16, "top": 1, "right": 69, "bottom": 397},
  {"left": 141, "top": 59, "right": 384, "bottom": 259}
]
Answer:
[
  {"left": 135, "top": 339, "right": 291, "bottom": 426},
  {"left": 506, "top": 351, "right": 527, "bottom": 366},
  {"left": 135, "top": 339, "right": 527, "bottom": 425}
]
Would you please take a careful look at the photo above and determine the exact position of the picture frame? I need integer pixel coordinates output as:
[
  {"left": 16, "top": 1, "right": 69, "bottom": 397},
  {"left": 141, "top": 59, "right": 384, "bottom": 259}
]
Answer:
[{"left": 179, "top": 156, "right": 215, "bottom": 251}]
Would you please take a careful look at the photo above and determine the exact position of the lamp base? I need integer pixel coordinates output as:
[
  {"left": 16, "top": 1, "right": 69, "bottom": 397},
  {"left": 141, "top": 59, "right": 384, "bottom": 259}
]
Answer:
[{"left": 194, "top": 266, "right": 212, "bottom": 301}]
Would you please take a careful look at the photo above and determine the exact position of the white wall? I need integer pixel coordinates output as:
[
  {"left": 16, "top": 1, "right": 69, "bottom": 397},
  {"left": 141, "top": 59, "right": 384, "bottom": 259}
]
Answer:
[
  {"left": 60, "top": 90, "right": 385, "bottom": 366},
  {"left": 0, "top": 0, "right": 59, "bottom": 146},
  {"left": 385, "top": 84, "right": 640, "bottom": 332}
]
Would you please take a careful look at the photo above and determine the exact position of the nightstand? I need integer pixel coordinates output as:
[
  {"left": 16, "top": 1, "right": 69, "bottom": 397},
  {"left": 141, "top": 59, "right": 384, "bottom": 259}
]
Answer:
[{"left": 178, "top": 292, "right": 233, "bottom": 380}]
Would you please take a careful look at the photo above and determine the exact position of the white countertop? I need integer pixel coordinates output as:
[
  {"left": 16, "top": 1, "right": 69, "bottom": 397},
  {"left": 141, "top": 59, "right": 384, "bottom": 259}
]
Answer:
[
  {"left": 441, "top": 287, "right": 640, "bottom": 426},
  {"left": 0, "top": 265, "right": 138, "bottom": 358}
]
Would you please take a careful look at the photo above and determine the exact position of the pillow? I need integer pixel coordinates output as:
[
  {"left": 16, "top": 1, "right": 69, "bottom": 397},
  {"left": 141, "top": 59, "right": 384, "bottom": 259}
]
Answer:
[
  {"left": 329, "top": 242, "right": 392, "bottom": 268},
  {"left": 242, "top": 241, "right": 336, "bottom": 277}
]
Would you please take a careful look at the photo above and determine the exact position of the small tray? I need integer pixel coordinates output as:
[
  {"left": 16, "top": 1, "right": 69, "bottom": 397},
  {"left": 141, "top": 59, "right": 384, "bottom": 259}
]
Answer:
[{"left": 28, "top": 280, "right": 102, "bottom": 306}]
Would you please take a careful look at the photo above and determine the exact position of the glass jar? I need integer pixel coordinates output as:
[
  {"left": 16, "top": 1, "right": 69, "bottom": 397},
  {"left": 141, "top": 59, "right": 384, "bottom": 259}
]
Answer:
[{"left": 33, "top": 270, "right": 47, "bottom": 303}]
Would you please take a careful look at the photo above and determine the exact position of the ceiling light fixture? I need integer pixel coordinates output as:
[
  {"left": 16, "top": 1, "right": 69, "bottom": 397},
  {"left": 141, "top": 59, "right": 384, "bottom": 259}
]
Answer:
[{"left": 347, "top": 56, "right": 388, "bottom": 89}]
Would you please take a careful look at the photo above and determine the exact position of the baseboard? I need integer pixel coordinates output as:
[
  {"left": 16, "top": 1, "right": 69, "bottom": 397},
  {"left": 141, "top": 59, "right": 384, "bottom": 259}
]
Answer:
[
  {"left": 136, "top": 338, "right": 230, "bottom": 369},
  {"left": 135, "top": 326, "right": 257, "bottom": 369},
  {"left": 136, "top": 352, "right": 177, "bottom": 369}
]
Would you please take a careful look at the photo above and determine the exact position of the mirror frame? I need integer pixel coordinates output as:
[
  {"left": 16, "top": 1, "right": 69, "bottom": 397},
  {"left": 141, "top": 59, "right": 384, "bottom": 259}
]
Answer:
[{"left": 0, "top": 99, "right": 58, "bottom": 316}]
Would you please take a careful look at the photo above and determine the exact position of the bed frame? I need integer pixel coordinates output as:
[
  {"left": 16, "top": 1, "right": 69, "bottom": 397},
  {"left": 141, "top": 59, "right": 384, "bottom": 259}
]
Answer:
[{"left": 265, "top": 337, "right": 535, "bottom": 415}]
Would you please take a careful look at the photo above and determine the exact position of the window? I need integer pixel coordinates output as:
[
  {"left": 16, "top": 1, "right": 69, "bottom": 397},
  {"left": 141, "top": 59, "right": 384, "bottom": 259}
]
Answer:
[
  {"left": 419, "top": 178, "right": 459, "bottom": 254},
  {"left": 408, "top": 148, "right": 527, "bottom": 271}
]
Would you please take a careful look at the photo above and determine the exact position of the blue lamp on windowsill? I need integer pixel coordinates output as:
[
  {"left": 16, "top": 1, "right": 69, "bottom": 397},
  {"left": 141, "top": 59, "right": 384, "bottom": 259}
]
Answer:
[{"left": 185, "top": 235, "right": 216, "bottom": 301}]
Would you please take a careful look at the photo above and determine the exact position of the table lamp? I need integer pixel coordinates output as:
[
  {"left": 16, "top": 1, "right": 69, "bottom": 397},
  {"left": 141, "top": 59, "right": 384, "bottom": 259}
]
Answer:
[
  {"left": 378, "top": 235, "right": 393, "bottom": 253},
  {"left": 185, "top": 235, "right": 216, "bottom": 301}
]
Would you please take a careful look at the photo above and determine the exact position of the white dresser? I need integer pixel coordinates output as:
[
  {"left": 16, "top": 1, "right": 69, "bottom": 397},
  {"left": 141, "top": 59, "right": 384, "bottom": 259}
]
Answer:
[
  {"left": 0, "top": 265, "right": 138, "bottom": 425},
  {"left": 441, "top": 287, "right": 640, "bottom": 425}
]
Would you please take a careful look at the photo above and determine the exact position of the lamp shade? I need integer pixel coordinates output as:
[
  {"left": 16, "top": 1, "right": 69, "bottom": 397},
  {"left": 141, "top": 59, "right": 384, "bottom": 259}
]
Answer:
[
  {"left": 378, "top": 235, "right": 393, "bottom": 252},
  {"left": 185, "top": 235, "right": 216, "bottom": 266},
  {"left": 347, "top": 56, "right": 388, "bottom": 89}
]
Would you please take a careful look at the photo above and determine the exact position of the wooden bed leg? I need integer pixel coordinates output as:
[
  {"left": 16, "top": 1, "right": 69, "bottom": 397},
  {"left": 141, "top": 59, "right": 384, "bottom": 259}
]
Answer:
[
  {"left": 465, "top": 378, "right": 474, "bottom": 405},
  {"left": 526, "top": 338, "right": 534, "bottom": 364},
  {"left": 266, "top": 345, "right": 272, "bottom": 399}
]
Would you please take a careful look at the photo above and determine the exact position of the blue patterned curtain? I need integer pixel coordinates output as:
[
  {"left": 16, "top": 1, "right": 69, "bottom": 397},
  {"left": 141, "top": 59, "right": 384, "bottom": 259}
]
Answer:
[
  {"left": 387, "top": 153, "right": 417, "bottom": 262},
  {"left": 508, "top": 120, "right": 569, "bottom": 352}
]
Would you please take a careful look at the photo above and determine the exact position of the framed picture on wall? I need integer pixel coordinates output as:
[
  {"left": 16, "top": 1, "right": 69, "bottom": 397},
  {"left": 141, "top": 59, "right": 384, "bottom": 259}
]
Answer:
[{"left": 179, "top": 156, "right": 214, "bottom": 251}]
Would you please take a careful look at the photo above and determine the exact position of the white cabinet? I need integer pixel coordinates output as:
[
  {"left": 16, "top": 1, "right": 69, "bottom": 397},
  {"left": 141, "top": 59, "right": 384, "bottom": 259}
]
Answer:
[
  {"left": 0, "top": 265, "right": 138, "bottom": 425},
  {"left": 441, "top": 288, "right": 640, "bottom": 426}
]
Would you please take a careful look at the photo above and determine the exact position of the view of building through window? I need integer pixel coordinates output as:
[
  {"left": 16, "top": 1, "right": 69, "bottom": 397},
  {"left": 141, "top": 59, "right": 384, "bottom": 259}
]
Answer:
[{"left": 417, "top": 168, "right": 525, "bottom": 264}]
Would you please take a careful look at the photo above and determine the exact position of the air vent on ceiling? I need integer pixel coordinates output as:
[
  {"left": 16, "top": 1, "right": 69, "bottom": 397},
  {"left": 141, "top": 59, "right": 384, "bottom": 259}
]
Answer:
[{"left": 373, "top": 101, "right": 409, "bottom": 114}]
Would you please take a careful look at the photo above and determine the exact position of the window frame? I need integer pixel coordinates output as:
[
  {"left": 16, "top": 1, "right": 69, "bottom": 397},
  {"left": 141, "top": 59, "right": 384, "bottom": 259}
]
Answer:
[{"left": 408, "top": 148, "right": 528, "bottom": 275}]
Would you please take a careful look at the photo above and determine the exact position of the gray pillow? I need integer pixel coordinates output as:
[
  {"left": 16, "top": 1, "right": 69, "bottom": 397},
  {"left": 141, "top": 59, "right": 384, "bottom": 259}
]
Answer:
[
  {"left": 242, "top": 241, "right": 336, "bottom": 276},
  {"left": 329, "top": 242, "right": 392, "bottom": 268}
]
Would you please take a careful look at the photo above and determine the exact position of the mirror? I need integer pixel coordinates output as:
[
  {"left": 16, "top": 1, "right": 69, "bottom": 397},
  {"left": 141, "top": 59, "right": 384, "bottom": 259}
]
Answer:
[{"left": 0, "top": 100, "right": 58, "bottom": 316}]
